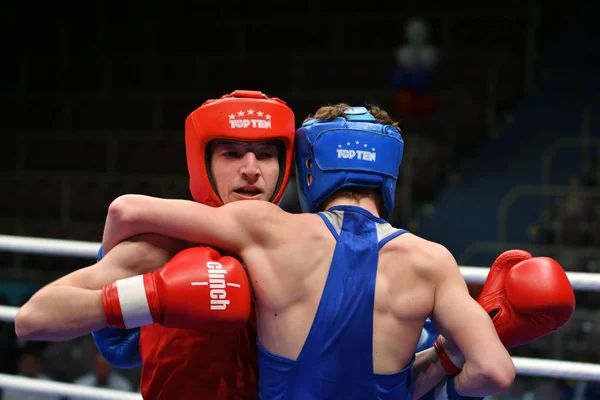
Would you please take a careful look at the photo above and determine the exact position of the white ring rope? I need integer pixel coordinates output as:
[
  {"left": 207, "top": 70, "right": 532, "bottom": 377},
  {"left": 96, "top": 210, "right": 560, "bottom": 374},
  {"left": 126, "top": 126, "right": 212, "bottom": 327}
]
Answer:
[
  {"left": 0, "top": 352, "right": 598, "bottom": 399},
  {"left": 0, "top": 372, "right": 142, "bottom": 399},
  {"left": 2, "top": 234, "right": 600, "bottom": 291},
  {"left": 513, "top": 358, "right": 600, "bottom": 382},
  {"left": 0, "top": 304, "right": 17, "bottom": 322},
  {"left": 0, "top": 234, "right": 100, "bottom": 258},
  {"left": 460, "top": 266, "right": 600, "bottom": 291},
  {"left": 1, "top": 233, "right": 600, "bottom": 397}
]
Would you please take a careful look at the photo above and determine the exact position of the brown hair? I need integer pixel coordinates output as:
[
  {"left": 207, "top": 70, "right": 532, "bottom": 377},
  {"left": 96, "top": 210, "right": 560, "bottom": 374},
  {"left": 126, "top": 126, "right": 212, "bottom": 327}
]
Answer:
[{"left": 304, "top": 103, "right": 401, "bottom": 131}]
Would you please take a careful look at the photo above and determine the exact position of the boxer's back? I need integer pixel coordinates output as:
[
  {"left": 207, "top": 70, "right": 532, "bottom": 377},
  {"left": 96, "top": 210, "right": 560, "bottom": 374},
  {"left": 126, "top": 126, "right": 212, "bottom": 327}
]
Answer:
[{"left": 252, "top": 205, "right": 439, "bottom": 399}]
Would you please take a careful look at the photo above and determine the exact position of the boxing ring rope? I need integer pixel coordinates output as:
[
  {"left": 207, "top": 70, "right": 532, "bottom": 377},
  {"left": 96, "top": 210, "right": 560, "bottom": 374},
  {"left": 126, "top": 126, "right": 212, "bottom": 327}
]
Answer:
[
  {"left": 0, "top": 234, "right": 100, "bottom": 258},
  {"left": 2, "top": 234, "right": 600, "bottom": 291},
  {"left": 1, "top": 234, "right": 600, "bottom": 399},
  {"left": 0, "top": 372, "right": 142, "bottom": 399}
]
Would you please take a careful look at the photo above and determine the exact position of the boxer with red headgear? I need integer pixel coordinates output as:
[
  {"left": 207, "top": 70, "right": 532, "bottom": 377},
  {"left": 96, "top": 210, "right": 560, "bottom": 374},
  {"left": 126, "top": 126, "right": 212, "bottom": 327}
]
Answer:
[
  {"left": 186, "top": 89, "right": 294, "bottom": 207},
  {"left": 16, "top": 90, "right": 295, "bottom": 400}
]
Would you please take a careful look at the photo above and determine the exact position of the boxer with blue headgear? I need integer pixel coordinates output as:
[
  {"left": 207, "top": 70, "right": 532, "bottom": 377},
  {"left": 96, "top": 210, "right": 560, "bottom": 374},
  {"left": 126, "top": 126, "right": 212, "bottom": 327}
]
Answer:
[
  {"left": 296, "top": 105, "right": 446, "bottom": 354},
  {"left": 84, "top": 103, "right": 516, "bottom": 399},
  {"left": 295, "top": 105, "right": 404, "bottom": 218}
]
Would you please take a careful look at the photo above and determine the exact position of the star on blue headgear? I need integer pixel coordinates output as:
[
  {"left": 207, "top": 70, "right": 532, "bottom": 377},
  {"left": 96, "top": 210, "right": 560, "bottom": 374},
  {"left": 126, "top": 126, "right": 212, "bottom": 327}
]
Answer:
[{"left": 295, "top": 106, "right": 404, "bottom": 217}]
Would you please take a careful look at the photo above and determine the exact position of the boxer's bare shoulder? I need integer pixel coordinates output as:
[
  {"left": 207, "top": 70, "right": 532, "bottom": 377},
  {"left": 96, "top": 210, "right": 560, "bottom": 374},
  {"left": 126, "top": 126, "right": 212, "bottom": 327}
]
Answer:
[
  {"left": 380, "top": 232, "right": 460, "bottom": 282},
  {"left": 224, "top": 200, "right": 329, "bottom": 245}
]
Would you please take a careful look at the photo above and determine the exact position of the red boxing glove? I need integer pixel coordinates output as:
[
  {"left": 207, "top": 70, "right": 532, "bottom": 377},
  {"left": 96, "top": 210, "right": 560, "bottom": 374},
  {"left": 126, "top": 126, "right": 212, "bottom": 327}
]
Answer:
[
  {"left": 477, "top": 250, "right": 576, "bottom": 348},
  {"left": 102, "top": 246, "right": 251, "bottom": 331}
]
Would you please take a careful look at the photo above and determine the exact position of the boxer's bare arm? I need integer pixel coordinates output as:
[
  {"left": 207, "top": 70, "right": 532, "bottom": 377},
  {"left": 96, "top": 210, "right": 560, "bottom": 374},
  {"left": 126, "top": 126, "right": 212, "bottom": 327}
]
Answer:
[
  {"left": 428, "top": 245, "right": 515, "bottom": 396},
  {"left": 15, "top": 234, "right": 186, "bottom": 341},
  {"left": 102, "top": 194, "right": 277, "bottom": 254},
  {"left": 412, "top": 347, "right": 450, "bottom": 399},
  {"left": 104, "top": 195, "right": 495, "bottom": 397}
]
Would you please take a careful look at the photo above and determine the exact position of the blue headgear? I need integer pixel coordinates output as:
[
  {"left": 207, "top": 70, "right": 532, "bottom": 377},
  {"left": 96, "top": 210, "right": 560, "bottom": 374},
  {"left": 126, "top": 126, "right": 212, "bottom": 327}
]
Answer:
[{"left": 295, "top": 107, "right": 404, "bottom": 217}]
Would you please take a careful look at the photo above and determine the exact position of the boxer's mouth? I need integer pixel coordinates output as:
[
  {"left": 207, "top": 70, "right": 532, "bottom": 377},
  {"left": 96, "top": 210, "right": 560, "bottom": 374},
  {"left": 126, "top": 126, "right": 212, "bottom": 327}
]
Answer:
[{"left": 234, "top": 186, "right": 262, "bottom": 196}]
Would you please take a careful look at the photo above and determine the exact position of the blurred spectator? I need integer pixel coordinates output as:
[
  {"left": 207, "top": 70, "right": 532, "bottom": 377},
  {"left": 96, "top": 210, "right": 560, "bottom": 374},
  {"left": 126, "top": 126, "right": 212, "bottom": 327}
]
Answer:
[
  {"left": 451, "top": 84, "right": 485, "bottom": 158},
  {"left": 1, "top": 350, "right": 61, "bottom": 400},
  {"left": 528, "top": 379, "right": 571, "bottom": 400},
  {"left": 391, "top": 17, "right": 441, "bottom": 121},
  {"left": 41, "top": 334, "right": 98, "bottom": 384},
  {"left": 69, "top": 350, "right": 134, "bottom": 398},
  {"left": 553, "top": 177, "right": 599, "bottom": 247}
]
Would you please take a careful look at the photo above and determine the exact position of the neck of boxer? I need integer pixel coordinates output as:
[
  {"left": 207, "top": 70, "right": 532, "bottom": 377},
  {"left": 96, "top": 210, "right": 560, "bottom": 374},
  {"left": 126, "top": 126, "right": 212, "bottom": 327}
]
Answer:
[{"left": 321, "top": 187, "right": 384, "bottom": 217}]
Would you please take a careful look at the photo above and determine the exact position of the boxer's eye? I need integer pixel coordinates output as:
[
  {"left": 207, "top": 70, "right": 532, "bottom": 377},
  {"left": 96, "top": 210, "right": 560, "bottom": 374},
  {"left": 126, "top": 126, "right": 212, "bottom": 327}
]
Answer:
[
  {"left": 256, "top": 152, "right": 276, "bottom": 160},
  {"left": 224, "top": 151, "right": 240, "bottom": 158}
]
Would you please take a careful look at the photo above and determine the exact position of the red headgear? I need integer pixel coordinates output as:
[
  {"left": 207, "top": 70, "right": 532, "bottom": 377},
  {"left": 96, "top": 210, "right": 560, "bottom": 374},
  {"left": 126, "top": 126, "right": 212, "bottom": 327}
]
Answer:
[{"left": 185, "top": 90, "right": 295, "bottom": 206}]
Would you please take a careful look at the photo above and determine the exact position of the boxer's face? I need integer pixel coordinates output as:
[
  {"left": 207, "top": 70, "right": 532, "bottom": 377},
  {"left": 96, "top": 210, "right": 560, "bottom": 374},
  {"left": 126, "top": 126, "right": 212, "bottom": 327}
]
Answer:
[{"left": 210, "top": 140, "right": 280, "bottom": 205}]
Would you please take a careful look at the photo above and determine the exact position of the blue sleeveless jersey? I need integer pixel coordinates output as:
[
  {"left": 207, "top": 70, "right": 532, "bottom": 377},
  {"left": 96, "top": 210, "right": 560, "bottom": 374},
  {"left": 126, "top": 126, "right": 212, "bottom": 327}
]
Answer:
[{"left": 257, "top": 205, "right": 414, "bottom": 399}]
